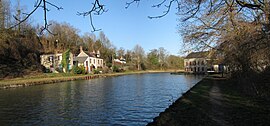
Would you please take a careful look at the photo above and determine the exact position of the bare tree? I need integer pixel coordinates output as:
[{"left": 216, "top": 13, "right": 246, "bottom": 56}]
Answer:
[
  {"left": 158, "top": 47, "right": 168, "bottom": 69},
  {"left": 42, "top": 21, "right": 80, "bottom": 53},
  {"left": 0, "top": 0, "right": 11, "bottom": 29},
  {"left": 117, "top": 47, "right": 125, "bottom": 59},
  {"left": 8, "top": 0, "right": 182, "bottom": 33},
  {"left": 77, "top": 0, "right": 107, "bottom": 32},
  {"left": 9, "top": 0, "right": 63, "bottom": 34},
  {"left": 133, "top": 44, "right": 145, "bottom": 70}
]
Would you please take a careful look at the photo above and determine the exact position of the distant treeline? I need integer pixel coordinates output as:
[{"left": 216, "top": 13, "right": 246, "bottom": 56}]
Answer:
[{"left": 0, "top": 1, "right": 183, "bottom": 78}]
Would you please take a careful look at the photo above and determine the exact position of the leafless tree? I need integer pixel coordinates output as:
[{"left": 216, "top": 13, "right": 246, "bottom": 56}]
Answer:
[
  {"left": 8, "top": 0, "right": 62, "bottom": 34},
  {"left": 133, "top": 44, "right": 145, "bottom": 70},
  {"left": 8, "top": 0, "right": 183, "bottom": 33}
]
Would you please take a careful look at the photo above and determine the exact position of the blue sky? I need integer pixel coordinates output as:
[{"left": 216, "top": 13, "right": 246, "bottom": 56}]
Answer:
[{"left": 14, "top": 0, "right": 183, "bottom": 55}]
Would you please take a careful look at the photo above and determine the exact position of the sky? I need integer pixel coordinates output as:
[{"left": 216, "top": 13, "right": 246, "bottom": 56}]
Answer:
[{"left": 12, "top": 0, "right": 183, "bottom": 55}]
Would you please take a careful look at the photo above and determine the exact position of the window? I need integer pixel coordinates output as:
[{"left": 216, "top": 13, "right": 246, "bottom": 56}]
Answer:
[
  {"left": 49, "top": 56, "right": 53, "bottom": 61},
  {"left": 94, "top": 59, "right": 95, "bottom": 64},
  {"left": 198, "top": 67, "right": 200, "bottom": 72},
  {"left": 202, "top": 67, "right": 205, "bottom": 71},
  {"left": 186, "top": 62, "right": 188, "bottom": 66},
  {"left": 90, "top": 59, "right": 91, "bottom": 63},
  {"left": 98, "top": 60, "right": 100, "bottom": 64},
  {"left": 189, "top": 62, "right": 192, "bottom": 66},
  {"left": 201, "top": 61, "right": 204, "bottom": 65}
]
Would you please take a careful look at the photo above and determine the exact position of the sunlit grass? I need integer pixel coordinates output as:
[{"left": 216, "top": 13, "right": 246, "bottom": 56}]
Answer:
[{"left": 0, "top": 70, "right": 176, "bottom": 87}]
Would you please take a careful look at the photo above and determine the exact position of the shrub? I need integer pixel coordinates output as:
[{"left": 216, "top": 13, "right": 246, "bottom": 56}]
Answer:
[
  {"left": 112, "top": 66, "right": 125, "bottom": 72},
  {"left": 113, "top": 66, "right": 120, "bottom": 72},
  {"left": 93, "top": 69, "right": 100, "bottom": 74},
  {"left": 72, "top": 65, "right": 85, "bottom": 74},
  {"left": 55, "top": 67, "right": 63, "bottom": 73}
]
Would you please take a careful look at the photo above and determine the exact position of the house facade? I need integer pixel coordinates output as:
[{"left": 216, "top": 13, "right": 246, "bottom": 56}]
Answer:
[
  {"left": 40, "top": 52, "right": 73, "bottom": 72},
  {"left": 184, "top": 52, "right": 209, "bottom": 74},
  {"left": 74, "top": 46, "right": 103, "bottom": 73},
  {"left": 184, "top": 51, "right": 227, "bottom": 74}
]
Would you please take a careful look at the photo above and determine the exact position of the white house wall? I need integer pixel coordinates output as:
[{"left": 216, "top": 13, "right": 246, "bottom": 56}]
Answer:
[
  {"left": 84, "top": 57, "right": 91, "bottom": 73},
  {"left": 89, "top": 57, "right": 103, "bottom": 69},
  {"left": 184, "top": 58, "right": 207, "bottom": 73},
  {"left": 77, "top": 51, "right": 89, "bottom": 57}
]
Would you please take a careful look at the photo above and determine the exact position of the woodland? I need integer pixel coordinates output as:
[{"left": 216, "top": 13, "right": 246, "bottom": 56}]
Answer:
[{"left": 1, "top": 0, "right": 270, "bottom": 97}]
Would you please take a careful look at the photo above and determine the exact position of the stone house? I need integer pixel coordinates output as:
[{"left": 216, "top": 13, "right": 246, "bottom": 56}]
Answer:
[
  {"left": 40, "top": 52, "right": 74, "bottom": 72},
  {"left": 184, "top": 51, "right": 209, "bottom": 74},
  {"left": 73, "top": 46, "right": 104, "bottom": 73},
  {"left": 184, "top": 51, "right": 227, "bottom": 74}
]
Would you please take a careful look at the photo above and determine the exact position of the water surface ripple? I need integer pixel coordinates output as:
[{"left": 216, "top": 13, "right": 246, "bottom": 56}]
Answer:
[{"left": 0, "top": 73, "right": 203, "bottom": 125}]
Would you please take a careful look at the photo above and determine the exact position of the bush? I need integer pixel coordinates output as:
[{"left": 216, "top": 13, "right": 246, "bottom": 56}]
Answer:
[
  {"left": 107, "top": 63, "right": 112, "bottom": 68},
  {"left": 55, "top": 67, "right": 63, "bottom": 73},
  {"left": 44, "top": 68, "right": 51, "bottom": 73},
  {"left": 93, "top": 69, "right": 100, "bottom": 74},
  {"left": 113, "top": 66, "right": 120, "bottom": 72},
  {"left": 113, "top": 66, "right": 125, "bottom": 72},
  {"left": 72, "top": 65, "right": 85, "bottom": 74}
]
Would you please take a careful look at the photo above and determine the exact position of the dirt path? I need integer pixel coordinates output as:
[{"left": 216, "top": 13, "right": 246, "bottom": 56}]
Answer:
[{"left": 208, "top": 81, "right": 230, "bottom": 126}]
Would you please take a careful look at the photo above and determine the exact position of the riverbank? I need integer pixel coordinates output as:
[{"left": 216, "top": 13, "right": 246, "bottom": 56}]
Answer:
[
  {"left": 0, "top": 70, "right": 177, "bottom": 89},
  {"left": 147, "top": 75, "right": 270, "bottom": 126}
]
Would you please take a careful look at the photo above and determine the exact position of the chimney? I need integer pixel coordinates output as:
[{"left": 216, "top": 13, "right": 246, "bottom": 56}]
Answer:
[
  {"left": 80, "top": 46, "right": 83, "bottom": 53},
  {"left": 97, "top": 50, "right": 100, "bottom": 58}
]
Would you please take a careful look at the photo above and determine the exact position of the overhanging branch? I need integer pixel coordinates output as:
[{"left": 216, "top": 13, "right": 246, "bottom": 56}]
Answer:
[
  {"left": 77, "top": 0, "right": 107, "bottom": 32},
  {"left": 9, "top": 0, "right": 62, "bottom": 35}
]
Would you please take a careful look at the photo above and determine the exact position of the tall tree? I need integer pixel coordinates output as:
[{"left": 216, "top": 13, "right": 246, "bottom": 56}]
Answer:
[
  {"left": 0, "top": 0, "right": 11, "bottom": 29},
  {"left": 45, "top": 21, "right": 80, "bottom": 53},
  {"left": 117, "top": 47, "right": 125, "bottom": 59},
  {"left": 82, "top": 32, "right": 96, "bottom": 52},
  {"left": 147, "top": 49, "right": 159, "bottom": 69},
  {"left": 133, "top": 44, "right": 145, "bottom": 70},
  {"left": 97, "top": 31, "right": 116, "bottom": 66},
  {"left": 125, "top": 49, "right": 132, "bottom": 63},
  {"left": 158, "top": 47, "right": 168, "bottom": 70},
  {"left": 167, "top": 55, "right": 184, "bottom": 69}
]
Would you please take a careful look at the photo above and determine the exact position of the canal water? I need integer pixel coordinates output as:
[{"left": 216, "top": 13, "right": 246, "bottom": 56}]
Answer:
[{"left": 0, "top": 73, "right": 203, "bottom": 125}]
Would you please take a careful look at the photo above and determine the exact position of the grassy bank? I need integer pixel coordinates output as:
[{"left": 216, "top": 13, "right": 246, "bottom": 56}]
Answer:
[
  {"left": 0, "top": 70, "right": 177, "bottom": 89},
  {"left": 148, "top": 76, "right": 270, "bottom": 126}
]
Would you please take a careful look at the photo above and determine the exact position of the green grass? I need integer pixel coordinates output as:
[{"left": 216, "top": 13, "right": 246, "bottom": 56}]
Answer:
[
  {"left": 0, "top": 73, "right": 87, "bottom": 86},
  {"left": 148, "top": 76, "right": 270, "bottom": 126},
  {"left": 0, "top": 70, "right": 174, "bottom": 88}
]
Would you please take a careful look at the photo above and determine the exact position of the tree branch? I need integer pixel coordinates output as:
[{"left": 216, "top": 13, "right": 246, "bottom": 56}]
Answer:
[
  {"left": 148, "top": 0, "right": 176, "bottom": 19},
  {"left": 77, "top": 0, "right": 107, "bottom": 32},
  {"left": 235, "top": 0, "right": 262, "bottom": 10},
  {"left": 152, "top": 0, "right": 167, "bottom": 8},
  {"left": 45, "top": 1, "right": 63, "bottom": 10},
  {"left": 9, "top": 0, "right": 42, "bottom": 30},
  {"left": 182, "top": 0, "right": 202, "bottom": 21},
  {"left": 125, "top": 0, "right": 141, "bottom": 9},
  {"left": 9, "top": 0, "right": 62, "bottom": 35}
]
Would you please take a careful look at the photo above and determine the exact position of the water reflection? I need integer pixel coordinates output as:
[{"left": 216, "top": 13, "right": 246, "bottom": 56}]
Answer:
[{"left": 0, "top": 73, "right": 203, "bottom": 125}]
